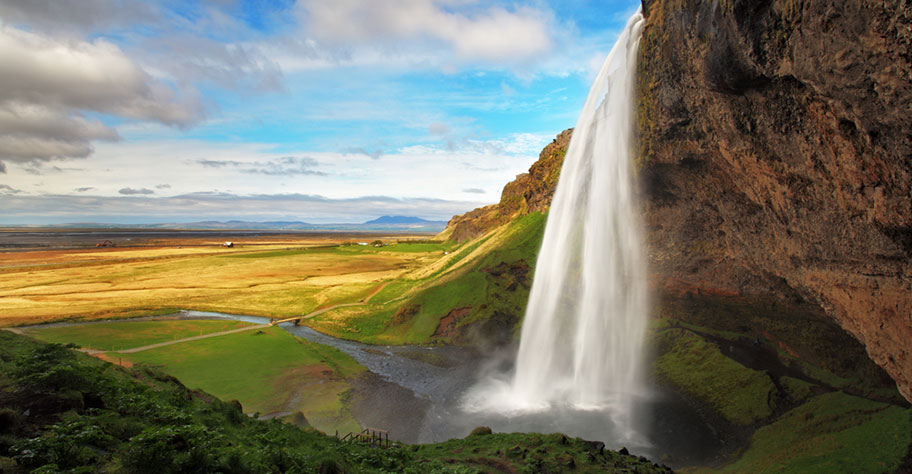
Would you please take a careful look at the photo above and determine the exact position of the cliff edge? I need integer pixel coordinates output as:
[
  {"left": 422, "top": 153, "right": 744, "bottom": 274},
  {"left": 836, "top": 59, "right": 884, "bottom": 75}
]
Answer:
[
  {"left": 637, "top": 0, "right": 912, "bottom": 401},
  {"left": 441, "top": 129, "right": 571, "bottom": 242}
]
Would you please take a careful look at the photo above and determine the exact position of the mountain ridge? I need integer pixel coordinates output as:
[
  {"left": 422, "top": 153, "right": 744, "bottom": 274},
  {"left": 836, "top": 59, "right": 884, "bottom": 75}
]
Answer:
[{"left": 14, "top": 219, "right": 447, "bottom": 232}]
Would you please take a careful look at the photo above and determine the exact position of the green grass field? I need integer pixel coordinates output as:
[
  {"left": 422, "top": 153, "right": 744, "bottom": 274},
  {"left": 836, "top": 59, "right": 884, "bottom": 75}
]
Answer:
[
  {"left": 24, "top": 319, "right": 253, "bottom": 351},
  {"left": 115, "top": 325, "right": 365, "bottom": 434}
]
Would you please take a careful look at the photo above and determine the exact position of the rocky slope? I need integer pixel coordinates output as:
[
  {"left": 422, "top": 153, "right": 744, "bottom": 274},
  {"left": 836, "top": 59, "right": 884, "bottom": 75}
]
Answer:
[
  {"left": 637, "top": 0, "right": 912, "bottom": 401},
  {"left": 443, "top": 129, "right": 571, "bottom": 242}
]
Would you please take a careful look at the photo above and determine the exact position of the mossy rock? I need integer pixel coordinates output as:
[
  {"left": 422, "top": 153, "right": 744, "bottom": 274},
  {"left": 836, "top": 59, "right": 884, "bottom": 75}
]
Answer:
[
  {"left": 654, "top": 328, "right": 777, "bottom": 425},
  {"left": 469, "top": 426, "right": 492, "bottom": 436}
]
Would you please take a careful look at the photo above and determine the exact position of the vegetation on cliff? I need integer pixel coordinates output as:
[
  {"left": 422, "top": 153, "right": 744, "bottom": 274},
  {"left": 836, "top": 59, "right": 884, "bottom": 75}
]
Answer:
[
  {"left": 652, "top": 298, "right": 912, "bottom": 472},
  {"left": 441, "top": 129, "right": 571, "bottom": 243},
  {"left": 305, "top": 212, "right": 547, "bottom": 346}
]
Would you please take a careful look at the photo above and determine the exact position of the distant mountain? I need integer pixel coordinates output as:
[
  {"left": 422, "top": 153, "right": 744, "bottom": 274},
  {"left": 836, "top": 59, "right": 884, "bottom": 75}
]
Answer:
[
  {"left": 364, "top": 215, "right": 445, "bottom": 225},
  {"left": 41, "top": 218, "right": 447, "bottom": 233}
]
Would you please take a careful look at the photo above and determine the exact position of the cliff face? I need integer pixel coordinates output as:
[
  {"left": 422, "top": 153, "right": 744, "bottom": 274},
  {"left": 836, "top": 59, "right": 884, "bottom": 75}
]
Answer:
[
  {"left": 637, "top": 0, "right": 912, "bottom": 401},
  {"left": 443, "top": 129, "right": 571, "bottom": 241}
]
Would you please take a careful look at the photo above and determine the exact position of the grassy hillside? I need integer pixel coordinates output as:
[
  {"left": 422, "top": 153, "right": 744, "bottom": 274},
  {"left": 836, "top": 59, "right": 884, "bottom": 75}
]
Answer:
[
  {"left": 0, "top": 331, "right": 671, "bottom": 474},
  {"left": 115, "top": 327, "right": 365, "bottom": 434},
  {"left": 306, "top": 212, "right": 547, "bottom": 345},
  {"left": 23, "top": 320, "right": 365, "bottom": 435}
]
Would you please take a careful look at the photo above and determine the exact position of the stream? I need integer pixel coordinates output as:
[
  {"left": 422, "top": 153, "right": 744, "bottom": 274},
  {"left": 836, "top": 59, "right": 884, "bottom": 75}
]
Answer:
[
  {"left": 20, "top": 310, "right": 723, "bottom": 467},
  {"left": 184, "top": 311, "right": 723, "bottom": 466}
]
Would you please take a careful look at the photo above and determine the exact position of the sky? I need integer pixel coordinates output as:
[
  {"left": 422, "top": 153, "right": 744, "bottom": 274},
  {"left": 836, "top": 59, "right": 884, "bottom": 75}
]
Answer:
[{"left": 0, "top": 0, "right": 640, "bottom": 224}]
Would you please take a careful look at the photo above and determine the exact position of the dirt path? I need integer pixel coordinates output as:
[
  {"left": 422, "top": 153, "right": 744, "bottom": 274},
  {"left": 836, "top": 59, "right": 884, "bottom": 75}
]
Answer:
[
  {"left": 113, "top": 324, "right": 272, "bottom": 354},
  {"left": 33, "top": 281, "right": 394, "bottom": 355},
  {"left": 272, "top": 282, "right": 389, "bottom": 325}
]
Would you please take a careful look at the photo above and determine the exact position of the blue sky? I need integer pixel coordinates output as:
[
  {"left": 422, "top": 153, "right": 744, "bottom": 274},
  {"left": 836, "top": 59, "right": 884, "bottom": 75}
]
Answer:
[{"left": 0, "top": 0, "right": 640, "bottom": 224}]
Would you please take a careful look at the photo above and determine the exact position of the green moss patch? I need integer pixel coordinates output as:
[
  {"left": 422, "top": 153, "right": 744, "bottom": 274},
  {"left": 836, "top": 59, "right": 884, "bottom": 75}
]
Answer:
[
  {"left": 654, "top": 328, "right": 776, "bottom": 425},
  {"left": 720, "top": 392, "right": 912, "bottom": 473},
  {"left": 411, "top": 212, "right": 546, "bottom": 344},
  {"left": 656, "top": 294, "right": 898, "bottom": 402}
]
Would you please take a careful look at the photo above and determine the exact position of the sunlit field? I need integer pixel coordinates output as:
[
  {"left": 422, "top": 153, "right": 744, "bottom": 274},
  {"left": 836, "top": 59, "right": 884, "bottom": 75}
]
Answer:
[{"left": 0, "top": 234, "right": 449, "bottom": 327}]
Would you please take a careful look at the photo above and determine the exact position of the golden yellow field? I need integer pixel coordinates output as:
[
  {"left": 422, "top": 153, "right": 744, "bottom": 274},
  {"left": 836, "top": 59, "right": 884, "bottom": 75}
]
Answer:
[{"left": 0, "top": 233, "right": 447, "bottom": 327}]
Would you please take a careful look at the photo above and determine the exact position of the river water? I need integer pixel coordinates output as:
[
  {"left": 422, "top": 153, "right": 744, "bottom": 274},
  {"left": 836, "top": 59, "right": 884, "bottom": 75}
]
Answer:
[
  {"left": 19, "top": 310, "right": 722, "bottom": 467},
  {"left": 182, "top": 312, "right": 721, "bottom": 466}
]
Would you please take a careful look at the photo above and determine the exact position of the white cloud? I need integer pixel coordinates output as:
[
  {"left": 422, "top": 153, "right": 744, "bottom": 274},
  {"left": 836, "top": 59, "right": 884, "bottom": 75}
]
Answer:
[
  {"left": 119, "top": 187, "right": 155, "bottom": 195},
  {"left": 296, "top": 0, "right": 553, "bottom": 65},
  {"left": 0, "top": 135, "right": 94, "bottom": 161},
  {"left": 404, "top": 131, "right": 553, "bottom": 157},
  {"left": 0, "top": 102, "right": 118, "bottom": 142},
  {"left": 0, "top": 0, "right": 159, "bottom": 34},
  {"left": 0, "top": 184, "right": 21, "bottom": 194},
  {"left": 0, "top": 27, "right": 203, "bottom": 125},
  {"left": 0, "top": 192, "right": 484, "bottom": 224},
  {"left": 428, "top": 122, "right": 451, "bottom": 136},
  {"left": 195, "top": 156, "right": 327, "bottom": 176},
  {"left": 0, "top": 102, "right": 118, "bottom": 161},
  {"left": 4, "top": 133, "right": 546, "bottom": 213},
  {"left": 0, "top": 25, "right": 204, "bottom": 162},
  {"left": 142, "top": 35, "right": 284, "bottom": 93}
]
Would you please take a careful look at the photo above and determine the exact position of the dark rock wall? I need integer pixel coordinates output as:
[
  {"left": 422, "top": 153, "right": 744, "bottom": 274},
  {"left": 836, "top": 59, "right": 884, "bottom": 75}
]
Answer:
[{"left": 637, "top": 0, "right": 912, "bottom": 401}]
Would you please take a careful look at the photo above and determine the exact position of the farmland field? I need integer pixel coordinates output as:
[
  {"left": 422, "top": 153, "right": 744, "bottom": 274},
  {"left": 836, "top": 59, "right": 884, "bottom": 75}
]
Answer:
[{"left": 0, "top": 230, "right": 447, "bottom": 327}]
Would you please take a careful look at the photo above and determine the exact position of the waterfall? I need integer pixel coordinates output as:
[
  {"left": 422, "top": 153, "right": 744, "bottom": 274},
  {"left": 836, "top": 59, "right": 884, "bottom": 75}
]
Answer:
[{"left": 463, "top": 8, "right": 648, "bottom": 441}]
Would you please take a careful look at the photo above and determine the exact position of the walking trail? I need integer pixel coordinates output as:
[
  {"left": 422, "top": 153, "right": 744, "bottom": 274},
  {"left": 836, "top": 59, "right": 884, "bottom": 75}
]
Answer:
[{"left": 8, "top": 282, "right": 390, "bottom": 355}]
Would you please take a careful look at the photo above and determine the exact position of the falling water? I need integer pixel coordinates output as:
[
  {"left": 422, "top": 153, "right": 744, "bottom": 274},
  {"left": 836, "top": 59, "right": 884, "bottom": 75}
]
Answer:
[{"left": 463, "top": 9, "right": 648, "bottom": 442}]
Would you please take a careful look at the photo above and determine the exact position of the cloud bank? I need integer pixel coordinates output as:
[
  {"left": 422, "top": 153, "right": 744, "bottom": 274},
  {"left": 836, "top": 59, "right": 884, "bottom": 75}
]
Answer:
[
  {"left": 297, "top": 0, "right": 553, "bottom": 65},
  {"left": 0, "top": 192, "right": 483, "bottom": 225},
  {"left": 0, "top": 25, "right": 204, "bottom": 163}
]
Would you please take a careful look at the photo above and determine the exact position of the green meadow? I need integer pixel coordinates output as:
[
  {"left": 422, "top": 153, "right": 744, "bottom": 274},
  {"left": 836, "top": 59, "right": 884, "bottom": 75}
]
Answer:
[
  {"left": 114, "top": 326, "right": 365, "bottom": 434},
  {"left": 24, "top": 319, "right": 253, "bottom": 351}
]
